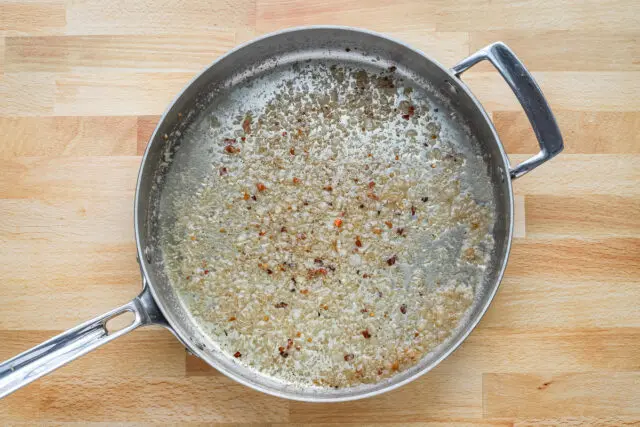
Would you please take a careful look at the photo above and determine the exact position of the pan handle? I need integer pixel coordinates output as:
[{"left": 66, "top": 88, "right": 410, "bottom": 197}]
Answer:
[
  {"left": 0, "top": 284, "right": 165, "bottom": 399},
  {"left": 451, "top": 42, "right": 563, "bottom": 179}
]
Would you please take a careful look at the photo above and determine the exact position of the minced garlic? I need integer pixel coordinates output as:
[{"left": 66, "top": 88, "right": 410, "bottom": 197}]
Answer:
[{"left": 160, "top": 63, "right": 495, "bottom": 388}]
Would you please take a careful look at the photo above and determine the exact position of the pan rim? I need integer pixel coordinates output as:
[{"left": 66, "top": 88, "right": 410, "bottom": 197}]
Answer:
[{"left": 134, "top": 24, "right": 514, "bottom": 402}]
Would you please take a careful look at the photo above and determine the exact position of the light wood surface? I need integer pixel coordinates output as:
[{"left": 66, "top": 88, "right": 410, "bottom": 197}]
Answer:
[{"left": 1, "top": 0, "right": 639, "bottom": 424}]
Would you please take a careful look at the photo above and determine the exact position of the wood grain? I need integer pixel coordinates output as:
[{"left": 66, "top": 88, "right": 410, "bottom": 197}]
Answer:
[
  {"left": 65, "top": 0, "right": 257, "bottom": 35},
  {"left": 0, "top": 1, "right": 66, "bottom": 36},
  {"left": 482, "top": 278, "right": 640, "bottom": 329},
  {"left": 1, "top": 0, "right": 639, "bottom": 424},
  {"left": 462, "top": 72, "right": 640, "bottom": 112},
  {"left": 432, "top": 0, "right": 640, "bottom": 31},
  {"left": 5, "top": 34, "right": 237, "bottom": 72},
  {"left": 483, "top": 372, "right": 640, "bottom": 418},
  {"left": 495, "top": 111, "right": 640, "bottom": 154},
  {"left": 470, "top": 31, "right": 640, "bottom": 72},
  {"left": 256, "top": 0, "right": 439, "bottom": 33},
  {"left": 0, "top": 116, "right": 137, "bottom": 157}
]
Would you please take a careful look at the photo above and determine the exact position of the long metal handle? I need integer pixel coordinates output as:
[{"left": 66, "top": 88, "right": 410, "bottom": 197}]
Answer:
[
  {"left": 0, "top": 285, "right": 165, "bottom": 398},
  {"left": 452, "top": 42, "right": 564, "bottom": 179}
]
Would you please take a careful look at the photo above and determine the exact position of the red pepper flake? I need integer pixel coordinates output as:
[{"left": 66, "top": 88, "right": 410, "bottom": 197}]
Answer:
[
  {"left": 321, "top": 304, "right": 329, "bottom": 310},
  {"left": 386, "top": 255, "right": 398, "bottom": 266},
  {"left": 228, "top": 316, "right": 236, "bottom": 321},
  {"left": 402, "top": 105, "right": 416, "bottom": 120},
  {"left": 280, "top": 226, "right": 287, "bottom": 233},
  {"left": 234, "top": 351, "right": 242, "bottom": 358},
  {"left": 377, "top": 368, "right": 384, "bottom": 375},
  {"left": 391, "top": 360, "right": 400, "bottom": 371},
  {"left": 372, "top": 227, "right": 382, "bottom": 235},
  {"left": 256, "top": 182, "right": 267, "bottom": 192},
  {"left": 243, "top": 192, "right": 250, "bottom": 200},
  {"left": 400, "top": 304, "right": 407, "bottom": 314},
  {"left": 334, "top": 218, "right": 343, "bottom": 228},
  {"left": 296, "top": 331, "right": 302, "bottom": 337},
  {"left": 274, "top": 302, "right": 288, "bottom": 309},
  {"left": 307, "top": 268, "right": 328, "bottom": 279},
  {"left": 242, "top": 116, "right": 251, "bottom": 134},
  {"left": 251, "top": 195, "right": 257, "bottom": 201},
  {"left": 292, "top": 177, "right": 301, "bottom": 185},
  {"left": 362, "top": 273, "right": 371, "bottom": 278},
  {"left": 290, "top": 147, "right": 295, "bottom": 155},
  {"left": 414, "top": 332, "right": 420, "bottom": 338},
  {"left": 367, "top": 192, "right": 379, "bottom": 201},
  {"left": 355, "top": 236, "right": 362, "bottom": 247},
  {"left": 324, "top": 185, "right": 333, "bottom": 192},
  {"left": 241, "top": 136, "right": 246, "bottom": 142},
  {"left": 259, "top": 230, "right": 266, "bottom": 236},
  {"left": 300, "top": 289, "right": 309, "bottom": 295},
  {"left": 224, "top": 145, "right": 240, "bottom": 154},
  {"left": 266, "top": 269, "right": 273, "bottom": 275},
  {"left": 384, "top": 221, "right": 393, "bottom": 228},
  {"left": 282, "top": 131, "right": 288, "bottom": 136},
  {"left": 395, "top": 154, "right": 399, "bottom": 161},
  {"left": 396, "top": 228, "right": 405, "bottom": 236},
  {"left": 278, "top": 345, "right": 289, "bottom": 358},
  {"left": 287, "top": 339, "right": 294, "bottom": 350},
  {"left": 219, "top": 167, "right": 228, "bottom": 176},
  {"left": 186, "top": 275, "right": 191, "bottom": 280},
  {"left": 360, "top": 308, "right": 368, "bottom": 313},
  {"left": 362, "top": 329, "right": 371, "bottom": 339},
  {"left": 368, "top": 181, "right": 375, "bottom": 189},
  {"left": 344, "top": 353, "right": 354, "bottom": 362},
  {"left": 203, "top": 269, "right": 209, "bottom": 275},
  {"left": 411, "top": 205, "right": 416, "bottom": 216}
]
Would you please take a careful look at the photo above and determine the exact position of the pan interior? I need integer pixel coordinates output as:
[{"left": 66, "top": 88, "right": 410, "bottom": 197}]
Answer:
[{"left": 136, "top": 28, "right": 512, "bottom": 401}]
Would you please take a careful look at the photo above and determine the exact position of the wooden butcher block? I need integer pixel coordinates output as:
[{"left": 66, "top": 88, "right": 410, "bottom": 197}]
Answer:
[{"left": 1, "top": 0, "right": 639, "bottom": 424}]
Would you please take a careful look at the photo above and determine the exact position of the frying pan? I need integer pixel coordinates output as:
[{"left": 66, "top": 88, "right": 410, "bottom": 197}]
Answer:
[{"left": 0, "top": 26, "right": 562, "bottom": 401}]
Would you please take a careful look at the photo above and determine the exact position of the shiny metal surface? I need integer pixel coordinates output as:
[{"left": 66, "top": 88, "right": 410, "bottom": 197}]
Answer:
[
  {"left": 452, "top": 42, "right": 564, "bottom": 179},
  {"left": 0, "top": 26, "right": 562, "bottom": 401},
  {"left": 0, "top": 285, "right": 162, "bottom": 399}
]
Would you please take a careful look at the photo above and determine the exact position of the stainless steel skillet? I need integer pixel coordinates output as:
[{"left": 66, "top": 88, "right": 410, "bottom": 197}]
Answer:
[{"left": 0, "top": 26, "right": 562, "bottom": 402}]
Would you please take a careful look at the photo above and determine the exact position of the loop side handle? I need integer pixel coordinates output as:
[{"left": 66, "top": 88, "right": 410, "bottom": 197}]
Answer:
[
  {"left": 452, "top": 42, "right": 563, "bottom": 179},
  {"left": 0, "top": 286, "right": 163, "bottom": 399}
]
